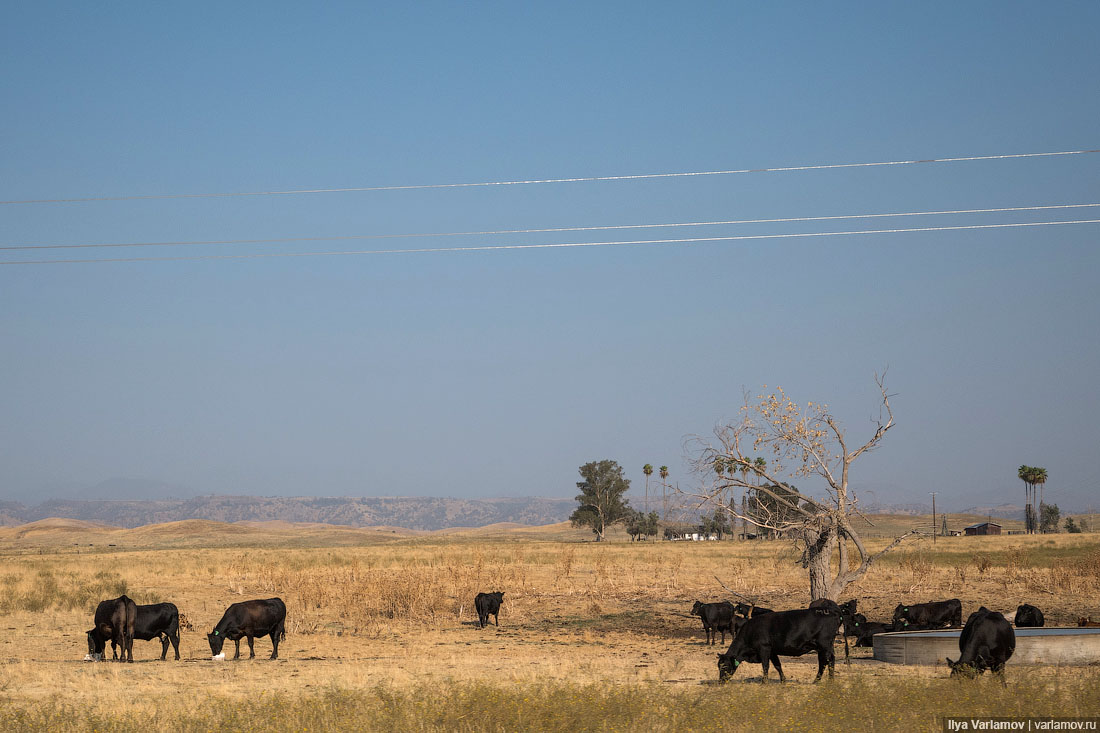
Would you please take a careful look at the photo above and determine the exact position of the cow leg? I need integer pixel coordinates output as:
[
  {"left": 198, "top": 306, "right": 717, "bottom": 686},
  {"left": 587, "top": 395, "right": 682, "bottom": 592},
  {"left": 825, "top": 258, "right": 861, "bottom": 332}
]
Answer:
[
  {"left": 815, "top": 647, "right": 836, "bottom": 682},
  {"left": 270, "top": 620, "right": 284, "bottom": 660},
  {"left": 771, "top": 655, "right": 785, "bottom": 683},
  {"left": 233, "top": 639, "right": 241, "bottom": 660},
  {"left": 843, "top": 633, "right": 850, "bottom": 665},
  {"left": 111, "top": 640, "right": 119, "bottom": 661},
  {"left": 494, "top": 612, "right": 499, "bottom": 628},
  {"left": 160, "top": 633, "right": 169, "bottom": 661},
  {"left": 759, "top": 646, "right": 772, "bottom": 682},
  {"left": 124, "top": 632, "right": 133, "bottom": 663},
  {"left": 169, "top": 631, "right": 180, "bottom": 661},
  {"left": 247, "top": 636, "right": 255, "bottom": 659}
]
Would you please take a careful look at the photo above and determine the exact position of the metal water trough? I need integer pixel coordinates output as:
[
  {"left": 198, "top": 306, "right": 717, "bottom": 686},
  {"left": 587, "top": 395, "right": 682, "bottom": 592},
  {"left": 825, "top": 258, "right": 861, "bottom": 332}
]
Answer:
[{"left": 873, "top": 627, "right": 1100, "bottom": 665}]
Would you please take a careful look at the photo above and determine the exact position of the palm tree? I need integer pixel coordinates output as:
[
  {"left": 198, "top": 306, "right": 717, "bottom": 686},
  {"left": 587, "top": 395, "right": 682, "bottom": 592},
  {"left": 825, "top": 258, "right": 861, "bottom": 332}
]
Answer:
[
  {"left": 643, "top": 464, "right": 653, "bottom": 514},
  {"left": 659, "top": 466, "right": 669, "bottom": 522},
  {"left": 1018, "top": 465, "right": 1033, "bottom": 533},
  {"left": 1034, "top": 468, "right": 1042, "bottom": 519}
]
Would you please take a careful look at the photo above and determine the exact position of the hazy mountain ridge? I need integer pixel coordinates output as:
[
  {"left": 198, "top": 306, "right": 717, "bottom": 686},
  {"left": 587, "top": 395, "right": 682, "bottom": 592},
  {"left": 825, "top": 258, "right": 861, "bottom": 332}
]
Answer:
[{"left": 0, "top": 496, "right": 577, "bottom": 531}]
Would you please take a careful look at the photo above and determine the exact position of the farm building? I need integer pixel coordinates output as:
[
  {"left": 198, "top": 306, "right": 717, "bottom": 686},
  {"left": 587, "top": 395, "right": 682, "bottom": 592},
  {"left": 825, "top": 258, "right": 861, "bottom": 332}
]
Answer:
[{"left": 964, "top": 521, "right": 1002, "bottom": 536}]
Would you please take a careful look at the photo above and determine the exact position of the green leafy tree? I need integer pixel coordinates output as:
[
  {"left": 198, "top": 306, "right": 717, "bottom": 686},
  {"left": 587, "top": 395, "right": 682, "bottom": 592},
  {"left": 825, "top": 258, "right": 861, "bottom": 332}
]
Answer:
[
  {"left": 1040, "top": 503, "right": 1061, "bottom": 533},
  {"left": 1064, "top": 517, "right": 1082, "bottom": 534},
  {"left": 645, "top": 511, "right": 660, "bottom": 539},
  {"left": 702, "top": 508, "right": 731, "bottom": 540},
  {"left": 570, "top": 459, "right": 632, "bottom": 542}
]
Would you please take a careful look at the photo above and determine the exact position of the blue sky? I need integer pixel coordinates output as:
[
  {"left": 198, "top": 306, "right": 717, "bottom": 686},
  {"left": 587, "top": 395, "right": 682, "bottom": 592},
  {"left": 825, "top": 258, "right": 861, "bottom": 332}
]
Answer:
[{"left": 2, "top": 2, "right": 1098, "bottom": 511}]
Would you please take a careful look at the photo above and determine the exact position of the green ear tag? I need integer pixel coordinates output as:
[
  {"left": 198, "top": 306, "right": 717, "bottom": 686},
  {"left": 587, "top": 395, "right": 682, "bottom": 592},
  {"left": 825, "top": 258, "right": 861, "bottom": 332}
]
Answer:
[
  {"left": 904, "top": 607, "right": 908, "bottom": 612},
  {"left": 214, "top": 631, "right": 219, "bottom": 635}
]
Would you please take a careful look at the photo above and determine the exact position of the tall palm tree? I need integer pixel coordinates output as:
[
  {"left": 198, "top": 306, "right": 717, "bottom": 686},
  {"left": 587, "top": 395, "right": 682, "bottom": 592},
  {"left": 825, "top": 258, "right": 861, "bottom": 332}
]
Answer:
[
  {"left": 1018, "top": 465, "right": 1039, "bottom": 533},
  {"left": 643, "top": 464, "right": 653, "bottom": 514},
  {"left": 1034, "top": 466, "right": 1047, "bottom": 508},
  {"left": 659, "top": 466, "right": 669, "bottom": 522}
]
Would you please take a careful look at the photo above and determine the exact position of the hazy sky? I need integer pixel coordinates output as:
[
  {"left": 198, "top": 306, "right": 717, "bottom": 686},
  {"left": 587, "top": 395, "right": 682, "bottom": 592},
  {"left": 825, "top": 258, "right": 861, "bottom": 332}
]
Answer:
[{"left": 2, "top": 2, "right": 1098, "bottom": 511}]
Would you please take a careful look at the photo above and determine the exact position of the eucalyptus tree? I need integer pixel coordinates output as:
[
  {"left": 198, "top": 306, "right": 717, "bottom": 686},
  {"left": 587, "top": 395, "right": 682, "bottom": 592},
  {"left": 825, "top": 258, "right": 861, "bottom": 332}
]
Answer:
[{"left": 569, "top": 459, "right": 632, "bottom": 542}]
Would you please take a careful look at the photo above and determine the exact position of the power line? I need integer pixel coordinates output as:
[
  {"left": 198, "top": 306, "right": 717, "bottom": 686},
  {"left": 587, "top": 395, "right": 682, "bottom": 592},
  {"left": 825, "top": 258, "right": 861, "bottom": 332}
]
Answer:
[
  {"left": 3, "top": 202, "right": 1097, "bottom": 252},
  {"left": 2, "top": 149, "right": 1096, "bottom": 206},
  {"left": 3, "top": 218, "right": 1097, "bottom": 266}
]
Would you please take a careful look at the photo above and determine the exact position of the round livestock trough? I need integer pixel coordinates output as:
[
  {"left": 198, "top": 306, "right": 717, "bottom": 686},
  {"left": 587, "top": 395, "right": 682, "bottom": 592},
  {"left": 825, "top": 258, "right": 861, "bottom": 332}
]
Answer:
[{"left": 873, "top": 627, "right": 1100, "bottom": 665}]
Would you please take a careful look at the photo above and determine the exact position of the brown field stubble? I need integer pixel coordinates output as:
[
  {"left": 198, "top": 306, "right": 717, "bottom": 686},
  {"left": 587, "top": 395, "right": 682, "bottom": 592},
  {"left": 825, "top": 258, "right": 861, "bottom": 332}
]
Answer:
[{"left": 0, "top": 521, "right": 1098, "bottom": 731}]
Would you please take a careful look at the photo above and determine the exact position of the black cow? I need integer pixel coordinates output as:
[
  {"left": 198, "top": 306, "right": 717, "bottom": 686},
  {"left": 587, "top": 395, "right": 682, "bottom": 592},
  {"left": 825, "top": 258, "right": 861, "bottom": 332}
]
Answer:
[
  {"left": 1014, "top": 604, "right": 1044, "bottom": 628},
  {"left": 947, "top": 607, "right": 1015, "bottom": 683},
  {"left": 98, "top": 602, "right": 182, "bottom": 661},
  {"left": 690, "top": 601, "right": 735, "bottom": 645},
  {"left": 806, "top": 599, "right": 856, "bottom": 661},
  {"left": 893, "top": 599, "right": 962, "bottom": 630},
  {"left": 475, "top": 591, "right": 504, "bottom": 629},
  {"left": 86, "top": 595, "right": 137, "bottom": 663},
  {"left": 717, "top": 605, "right": 843, "bottom": 683},
  {"left": 733, "top": 603, "right": 773, "bottom": 618},
  {"left": 207, "top": 598, "right": 286, "bottom": 660},
  {"left": 809, "top": 598, "right": 857, "bottom": 617},
  {"left": 847, "top": 614, "right": 895, "bottom": 647}
]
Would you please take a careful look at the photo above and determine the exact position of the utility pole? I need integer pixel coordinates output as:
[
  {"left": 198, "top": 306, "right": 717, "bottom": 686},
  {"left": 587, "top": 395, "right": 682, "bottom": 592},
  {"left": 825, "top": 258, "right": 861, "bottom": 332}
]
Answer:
[{"left": 930, "top": 492, "right": 938, "bottom": 544}]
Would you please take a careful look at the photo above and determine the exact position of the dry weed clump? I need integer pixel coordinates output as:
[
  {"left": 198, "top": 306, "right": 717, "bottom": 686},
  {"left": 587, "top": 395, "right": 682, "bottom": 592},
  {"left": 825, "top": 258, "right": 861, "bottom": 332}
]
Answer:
[{"left": 0, "top": 568, "right": 132, "bottom": 614}]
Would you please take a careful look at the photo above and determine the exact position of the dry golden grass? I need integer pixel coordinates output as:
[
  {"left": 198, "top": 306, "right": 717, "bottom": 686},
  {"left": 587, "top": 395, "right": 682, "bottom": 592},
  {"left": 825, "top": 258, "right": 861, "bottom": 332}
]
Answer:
[{"left": 0, "top": 519, "right": 1098, "bottom": 731}]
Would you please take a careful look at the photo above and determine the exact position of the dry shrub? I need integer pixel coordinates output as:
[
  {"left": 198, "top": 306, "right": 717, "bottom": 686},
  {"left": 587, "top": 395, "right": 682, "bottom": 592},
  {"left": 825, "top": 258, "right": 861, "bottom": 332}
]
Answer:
[
  {"left": 901, "top": 552, "right": 933, "bottom": 582},
  {"left": 973, "top": 553, "right": 993, "bottom": 575},
  {"left": 0, "top": 568, "right": 129, "bottom": 614},
  {"left": 952, "top": 564, "right": 967, "bottom": 586}
]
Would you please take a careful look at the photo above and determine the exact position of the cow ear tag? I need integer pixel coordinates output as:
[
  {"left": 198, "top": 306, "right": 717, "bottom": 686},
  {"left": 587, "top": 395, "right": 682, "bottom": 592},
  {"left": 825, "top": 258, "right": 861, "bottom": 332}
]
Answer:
[{"left": 214, "top": 631, "right": 219, "bottom": 635}]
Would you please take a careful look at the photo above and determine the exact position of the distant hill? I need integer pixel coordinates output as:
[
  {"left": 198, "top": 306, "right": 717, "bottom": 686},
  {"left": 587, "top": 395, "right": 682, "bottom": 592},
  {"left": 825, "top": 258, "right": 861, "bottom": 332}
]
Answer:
[
  {"left": 0, "top": 495, "right": 577, "bottom": 531},
  {"left": 956, "top": 503, "right": 1026, "bottom": 520}
]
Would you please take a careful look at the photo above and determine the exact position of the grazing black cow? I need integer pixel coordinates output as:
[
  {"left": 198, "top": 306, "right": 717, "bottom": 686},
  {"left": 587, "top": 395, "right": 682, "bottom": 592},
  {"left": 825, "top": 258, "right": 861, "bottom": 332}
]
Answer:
[
  {"left": 717, "top": 605, "right": 843, "bottom": 683},
  {"left": 207, "top": 598, "right": 286, "bottom": 660},
  {"left": 86, "top": 595, "right": 137, "bottom": 663},
  {"left": 1014, "top": 604, "right": 1044, "bottom": 628},
  {"left": 947, "top": 607, "right": 1015, "bottom": 683},
  {"left": 132, "top": 603, "right": 182, "bottom": 660},
  {"left": 99, "top": 602, "right": 182, "bottom": 661},
  {"left": 847, "top": 614, "right": 895, "bottom": 647},
  {"left": 893, "top": 599, "right": 962, "bottom": 630},
  {"left": 733, "top": 602, "right": 773, "bottom": 618},
  {"left": 690, "top": 601, "right": 736, "bottom": 645},
  {"left": 475, "top": 591, "right": 504, "bottom": 629}
]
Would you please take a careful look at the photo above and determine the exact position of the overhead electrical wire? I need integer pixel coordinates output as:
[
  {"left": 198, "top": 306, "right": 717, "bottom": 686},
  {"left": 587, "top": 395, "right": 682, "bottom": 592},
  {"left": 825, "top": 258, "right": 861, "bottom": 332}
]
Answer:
[
  {"left": 1, "top": 148, "right": 1095, "bottom": 205},
  {"left": 3, "top": 202, "right": 1097, "bottom": 252},
  {"left": 3, "top": 218, "right": 1097, "bottom": 266}
]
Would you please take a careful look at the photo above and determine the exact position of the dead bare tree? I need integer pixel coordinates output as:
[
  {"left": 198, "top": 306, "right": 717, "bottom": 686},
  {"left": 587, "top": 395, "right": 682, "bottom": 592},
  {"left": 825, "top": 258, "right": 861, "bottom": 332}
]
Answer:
[{"left": 682, "top": 373, "right": 916, "bottom": 601}]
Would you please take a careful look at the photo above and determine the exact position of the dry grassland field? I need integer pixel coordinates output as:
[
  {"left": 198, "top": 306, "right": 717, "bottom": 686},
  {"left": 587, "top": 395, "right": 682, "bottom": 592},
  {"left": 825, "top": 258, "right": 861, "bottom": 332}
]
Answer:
[{"left": 0, "top": 516, "right": 1098, "bottom": 731}]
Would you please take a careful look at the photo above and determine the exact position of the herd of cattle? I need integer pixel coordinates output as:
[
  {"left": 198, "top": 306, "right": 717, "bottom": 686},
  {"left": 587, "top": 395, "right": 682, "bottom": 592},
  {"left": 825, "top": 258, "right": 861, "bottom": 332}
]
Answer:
[
  {"left": 85, "top": 595, "right": 287, "bottom": 662},
  {"left": 84, "top": 592, "right": 505, "bottom": 663},
  {"left": 84, "top": 590, "right": 1090, "bottom": 683},
  {"left": 691, "top": 597, "right": 1070, "bottom": 683}
]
